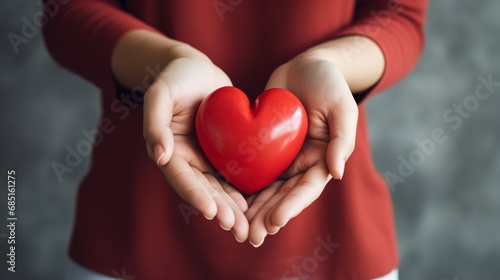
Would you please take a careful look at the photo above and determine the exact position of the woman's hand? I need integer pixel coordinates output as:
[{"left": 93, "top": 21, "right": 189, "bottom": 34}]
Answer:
[
  {"left": 142, "top": 51, "right": 249, "bottom": 242},
  {"left": 246, "top": 52, "right": 359, "bottom": 247}
]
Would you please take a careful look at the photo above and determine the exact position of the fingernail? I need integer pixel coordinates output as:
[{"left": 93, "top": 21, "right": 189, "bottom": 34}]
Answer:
[
  {"left": 219, "top": 223, "right": 230, "bottom": 231},
  {"left": 250, "top": 238, "right": 264, "bottom": 248},
  {"left": 203, "top": 214, "right": 214, "bottom": 220},
  {"left": 338, "top": 160, "right": 345, "bottom": 180},
  {"left": 279, "top": 219, "right": 289, "bottom": 228},
  {"left": 232, "top": 230, "right": 244, "bottom": 243},
  {"left": 154, "top": 144, "right": 165, "bottom": 166},
  {"left": 269, "top": 228, "right": 280, "bottom": 235}
]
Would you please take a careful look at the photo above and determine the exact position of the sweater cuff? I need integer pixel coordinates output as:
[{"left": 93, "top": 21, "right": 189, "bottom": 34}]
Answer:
[
  {"left": 43, "top": 1, "right": 160, "bottom": 98},
  {"left": 332, "top": 18, "right": 424, "bottom": 104}
]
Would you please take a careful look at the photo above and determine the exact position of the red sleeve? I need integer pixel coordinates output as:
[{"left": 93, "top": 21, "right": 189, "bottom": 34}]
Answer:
[
  {"left": 334, "top": 0, "right": 428, "bottom": 103},
  {"left": 42, "top": 0, "right": 158, "bottom": 96}
]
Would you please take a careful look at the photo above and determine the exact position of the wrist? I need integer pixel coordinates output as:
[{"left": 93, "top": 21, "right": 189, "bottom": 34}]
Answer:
[
  {"left": 291, "top": 35, "right": 384, "bottom": 93},
  {"left": 112, "top": 30, "right": 213, "bottom": 89},
  {"left": 162, "top": 43, "right": 212, "bottom": 67},
  {"left": 284, "top": 49, "right": 343, "bottom": 80},
  {"left": 294, "top": 46, "right": 340, "bottom": 64}
]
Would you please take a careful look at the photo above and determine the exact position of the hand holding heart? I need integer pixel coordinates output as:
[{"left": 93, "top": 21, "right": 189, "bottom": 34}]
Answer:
[
  {"left": 244, "top": 53, "right": 359, "bottom": 247},
  {"left": 143, "top": 51, "right": 358, "bottom": 246},
  {"left": 143, "top": 55, "right": 251, "bottom": 243}
]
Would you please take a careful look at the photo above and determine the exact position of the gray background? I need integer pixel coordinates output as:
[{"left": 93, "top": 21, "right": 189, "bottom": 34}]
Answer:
[{"left": 1, "top": 0, "right": 499, "bottom": 279}]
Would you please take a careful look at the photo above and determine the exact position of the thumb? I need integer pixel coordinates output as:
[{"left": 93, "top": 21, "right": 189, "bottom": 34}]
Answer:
[
  {"left": 264, "top": 64, "right": 288, "bottom": 90},
  {"left": 326, "top": 95, "right": 358, "bottom": 180},
  {"left": 143, "top": 81, "right": 175, "bottom": 166}
]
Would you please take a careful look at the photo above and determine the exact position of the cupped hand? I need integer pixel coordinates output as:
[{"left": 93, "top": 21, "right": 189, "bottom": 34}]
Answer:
[
  {"left": 246, "top": 53, "right": 359, "bottom": 247},
  {"left": 143, "top": 53, "right": 249, "bottom": 242}
]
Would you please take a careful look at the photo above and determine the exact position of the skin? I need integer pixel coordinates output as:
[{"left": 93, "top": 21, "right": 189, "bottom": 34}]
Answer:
[{"left": 111, "top": 29, "right": 385, "bottom": 246}]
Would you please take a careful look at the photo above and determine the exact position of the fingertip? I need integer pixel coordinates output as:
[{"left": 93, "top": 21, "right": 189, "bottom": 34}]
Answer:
[
  {"left": 337, "top": 160, "right": 345, "bottom": 180},
  {"left": 268, "top": 227, "right": 280, "bottom": 236},
  {"left": 164, "top": 126, "right": 175, "bottom": 162},
  {"left": 265, "top": 210, "right": 282, "bottom": 233},
  {"left": 231, "top": 216, "right": 249, "bottom": 243},
  {"left": 249, "top": 238, "right": 265, "bottom": 248},
  {"left": 153, "top": 144, "right": 165, "bottom": 166},
  {"left": 271, "top": 206, "right": 290, "bottom": 228},
  {"left": 218, "top": 216, "right": 235, "bottom": 232},
  {"left": 326, "top": 142, "right": 346, "bottom": 180},
  {"left": 195, "top": 195, "right": 217, "bottom": 221},
  {"left": 200, "top": 209, "right": 217, "bottom": 221},
  {"left": 326, "top": 142, "right": 337, "bottom": 178},
  {"left": 331, "top": 158, "right": 345, "bottom": 180},
  {"left": 249, "top": 220, "right": 267, "bottom": 248},
  {"left": 203, "top": 213, "right": 215, "bottom": 220},
  {"left": 219, "top": 222, "right": 231, "bottom": 231},
  {"left": 156, "top": 127, "right": 175, "bottom": 166},
  {"left": 232, "top": 230, "right": 246, "bottom": 243},
  {"left": 201, "top": 203, "right": 217, "bottom": 220},
  {"left": 215, "top": 204, "right": 236, "bottom": 233},
  {"left": 267, "top": 211, "right": 281, "bottom": 235}
]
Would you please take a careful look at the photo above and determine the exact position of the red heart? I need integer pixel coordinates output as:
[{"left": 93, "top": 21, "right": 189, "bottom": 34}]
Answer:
[{"left": 195, "top": 86, "right": 308, "bottom": 194}]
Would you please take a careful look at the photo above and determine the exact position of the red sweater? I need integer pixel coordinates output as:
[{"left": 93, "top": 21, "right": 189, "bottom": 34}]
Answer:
[{"left": 43, "top": 0, "right": 427, "bottom": 279}]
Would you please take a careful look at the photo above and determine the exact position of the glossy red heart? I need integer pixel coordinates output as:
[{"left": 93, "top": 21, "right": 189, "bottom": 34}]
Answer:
[{"left": 195, "top": 86, "right": 308, "bottom": 194}]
